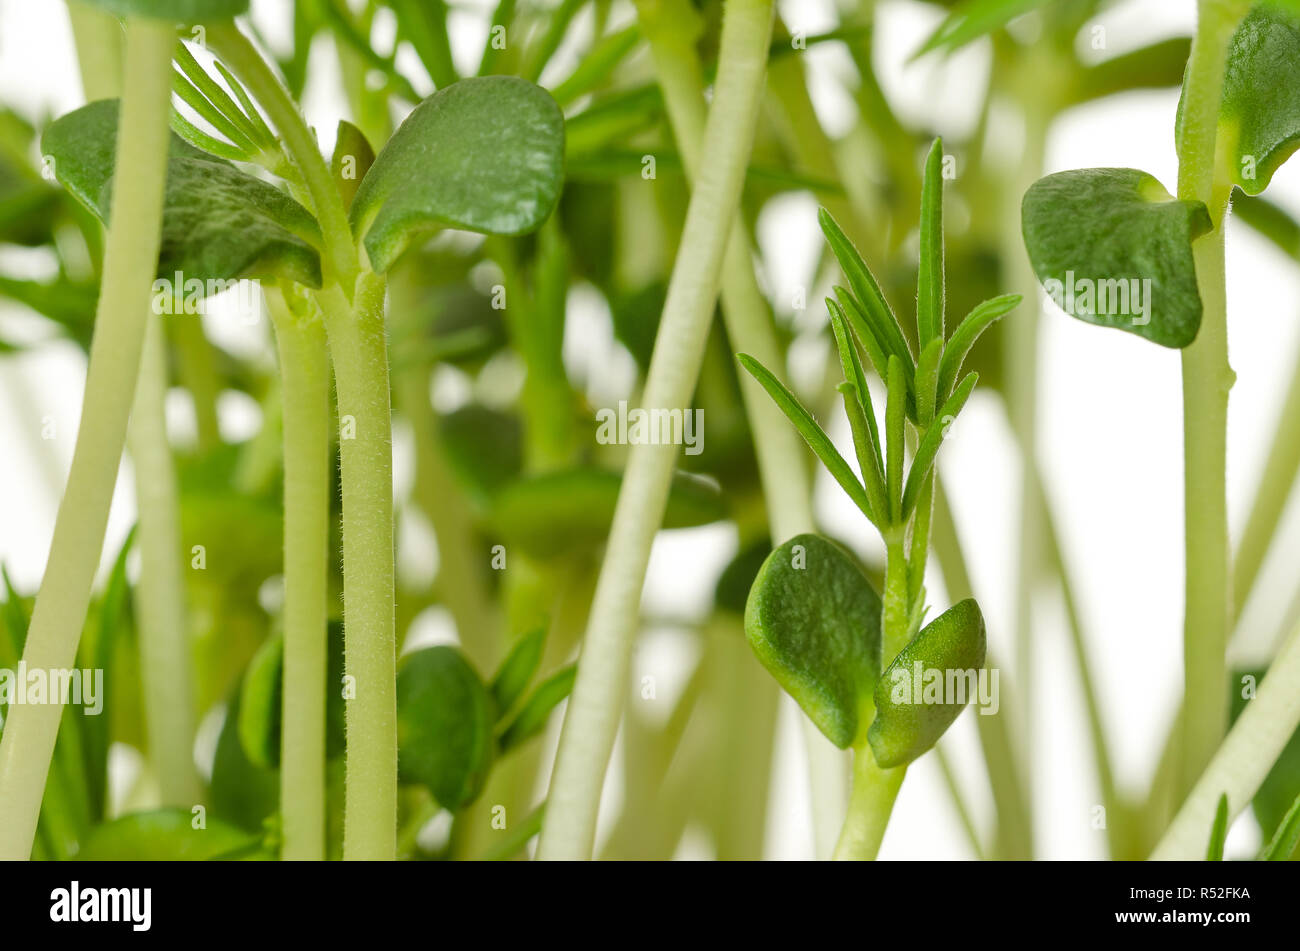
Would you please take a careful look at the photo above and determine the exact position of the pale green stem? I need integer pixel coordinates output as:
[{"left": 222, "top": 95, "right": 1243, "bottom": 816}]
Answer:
[
  {"left": 833, "top": 746, "right": 905, "bottom": 860},
  {"left": 933, "top": 746, "right": 985, "bottom": 860},
  {"left": 128, "top": 315, "right": 200, "bottom": 807},
  {"left": 832, "top": 535, "right": 912, "bottom": 860},
  {"left": 316, "top": 277, "right": 397, "bottom": 861},
  {"left": 538, "top": 0, "right": 776, "bottom": 860},
  {"left": 66, "top": 0, "right": 123, "bottom": 100},
  {"left": 267, "top": 289, "right": 330, "bottom": 861},
  {"left": 169, "top": 318, "right": 223, "bottom": 452},
  {"left": 0, "top": 18, "right": 175, "bottom": 860},
  {"left": 210, "top": 20, "right": 394, "bottom": 860},
  {"left": 1175, "top": 0, "right": 1248, "bottom": 797},
  {"left": 1233, "top": 331, "right": 1300, "bottom": 622},
  {"left": 1151, "top": 618, "right": 1300, "bottom": 859},
  {"left": 634, "top": 0, "right": 843, "bottom": 858}
]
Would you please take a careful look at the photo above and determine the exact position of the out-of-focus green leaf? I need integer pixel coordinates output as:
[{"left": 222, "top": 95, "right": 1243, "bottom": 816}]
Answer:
[
  {"left": 77, "top": 809, "right": 269, "bottom": 860},
  {"left": 490, "top": 626, "right": 545, "bottom": 717},
  {"left": 396, "top": 646, "right": 495, "bottom": 809},
  {"left": 1206, "top": 793, "right": 1229, "bottom": 860},
  {"left": 490, "top": 468, "right": 726, "bottom": 559},
  {"left": 438, "top": 405, "right": 524, "bottom": 501},
  {"left": 79, "top": 0, "right": 248, "bottom": 20},
  {"left": 498, "top": 664, "right": 575, "bottom": 752},
  {"left": 913, "top": 0, "right": 1051, "bottom": 59}
]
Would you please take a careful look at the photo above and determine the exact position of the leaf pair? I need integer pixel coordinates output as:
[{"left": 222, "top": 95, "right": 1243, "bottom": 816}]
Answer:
[
  {"left": 43, "top": 72, "right": 565, "bottom": 298},
  {"left": 745, "top": 534, "right": 986, "bottom": 765}
]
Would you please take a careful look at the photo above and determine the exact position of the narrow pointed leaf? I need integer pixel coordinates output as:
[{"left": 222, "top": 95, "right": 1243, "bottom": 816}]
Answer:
[
  {"left": 1232, "top": 192, "right": 1300, "bottom": 259},
  {"left": 1022, "top": 168, "right": 1211, "bottom": 348},
  {"left": 829, "top": 302, "right": 887, "bottom": 519},
  {"left": 351, "top": 77, "right": 565, "bottom": 273},
  {"left": 498, "top": 665, "right": 576, "bottom": 752},
  {"left": 912, "top": 0, "right": 1049, "bottom": 59},
  {"left": 903, "top": 372, "right": 977, "bottom": 519},
  {"left": 914, "top": 337, "right": 944, "bottom": 427},
  {"left": 1259, "top": 791, "right": 1300, "bottom": 860},
  {"left": 42, "top": 99, "right": 322, "bottom": 290},
  {"left": 820, "top": 209, "right": 914, "bottom": 370},
  {"left": 885, "top": 356, "right": 907, "bottom": 522},
  {"left": 917, "top": 138, "right": 945, "bottom": 346},
  {"left": 834, "top": 286, "right": 888, "bottom": 378},
  {"left": 1206, "top": 793, "right": 1229, "bottom": 860},
  {"left": 745, "top": 533, "right": 882, "bottom": 749},
  {"left": 837, "top": 384, "right": 884, "bottom": 528},
  {"left": 937, "top": 294, "right": 1021, "bottom": 401},
  {"left": 490, "top": 626, "right": 546, "bottom": 717},
  {"left": 738, "top": 353, "right": 873, "bottom": 519},
  {"left": 868, "top": 598, "right": 986, "bottom": 767}
]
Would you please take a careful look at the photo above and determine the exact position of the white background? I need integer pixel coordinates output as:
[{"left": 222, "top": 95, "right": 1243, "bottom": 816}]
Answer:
[{"left": 1, "top": 0, "right": 1298, "bottom": 859}]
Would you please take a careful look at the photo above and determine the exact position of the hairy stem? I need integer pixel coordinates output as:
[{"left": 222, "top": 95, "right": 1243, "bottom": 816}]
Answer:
[
  {"left": 538, "top": 0, "right": 776, "bottom": 860},
  {"left": 316, "top": 277, "right": 396, "bottom": 861},
  {"left": 1175, "top": 0, "right": 1247, "bottom": 797},
  {"left": 0, "top": 18, "right": 175, "bottom": 860},
  {"left": 267, "top": 289, "right": 331, "bottom": 861},
  {"left": 128, "top": 316, "right": 200, "bottom": 807}
]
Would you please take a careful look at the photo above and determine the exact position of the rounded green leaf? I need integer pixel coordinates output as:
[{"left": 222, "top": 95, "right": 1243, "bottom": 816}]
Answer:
[
  {"left": 351, "top": 76, "right": 565, "bottom": 273},
  {"left": 81, "top": 0, "right": 248, "bottom": 20},
  {"left": 77, "top": 809, "right": 269, "bottom": 860},
  {"left": 1215, "top": 5, "right": 1300, "bottom": 196},
  {"left": 744, "top": 533, "right": 882, "bottom": 749},
  {"left": 489, "top": 468, "right": 726, "bottom": 559},
  {"left": 237, "top": 633, "right": 283, "bottom": 770},
  {"left": 868, "top": 598, "right": 987, "bottom": 768},
  {"left": 396, "top": 646, "right": 495, "bottom": 810},
  {"left": 41, "top": 99, "right": 322, "bottom": 291},
  {"left": 1021, "top": 168, "right": 1212, "bottom": 348}
]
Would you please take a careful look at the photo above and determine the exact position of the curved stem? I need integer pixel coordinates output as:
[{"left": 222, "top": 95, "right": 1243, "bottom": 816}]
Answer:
[
  {"left": 1152, "top": 618, "right": 1300, "bottom": 859},
  {"left": 0, "top": 18, "right": 175, "bottom": 860},
  {"left": 538, "top": 0, "right": 776, "bottom": 860},
  {"left": 128, "top": 316, "right": 200, "bottom": 807},
  {"left": 634, "top": 0, "right": 842, "bottom": 857},
  {"left": 316, "top": 277, "right": 396, "bottom": 860},
  {"left": 833, "top": 746, "right": 904, "bottom": 860},
  {"left": 208, "top": 23, "right": 358, "bottom": 291},
  {"left": 1175, "top": 0, "right": 1248, "bottom": 797},
  {"left": 267, "top": 288, "right": 331, "bottom": 861}
]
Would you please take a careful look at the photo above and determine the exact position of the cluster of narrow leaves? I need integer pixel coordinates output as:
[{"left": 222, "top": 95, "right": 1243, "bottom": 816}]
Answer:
[
  {"left": 1022, "top": 3, "right": 1300, "bottom": 349},
  {"left": 738, "top": 140, "right": 1014, "bottom": 766}
]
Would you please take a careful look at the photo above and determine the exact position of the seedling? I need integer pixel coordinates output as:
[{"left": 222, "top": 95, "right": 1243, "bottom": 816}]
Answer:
[{"left": 739, "top": 139, "right": 1018, "bottom": 859}]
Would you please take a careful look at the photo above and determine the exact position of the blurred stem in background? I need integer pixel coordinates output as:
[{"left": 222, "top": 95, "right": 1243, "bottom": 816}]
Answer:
[
  {"left": 127, "top": 316, "right": 200, "bottom": 807},
  {"left": 634, "top": 0, "right": 836, "bottom": 859},
  {"left": 266, "top": 287, "right": 331, "bottom": 861},
  {"left": 0, "top": 16, "right": 176, "bottom": 859},
  {"left": 540, "top": 0, "right": 777, "bottom": 860}
]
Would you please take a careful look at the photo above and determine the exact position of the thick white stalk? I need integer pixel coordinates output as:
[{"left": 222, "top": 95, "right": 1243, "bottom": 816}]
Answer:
[{"left": 539, "top": 0, "right": 776, "bottom": 860}]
